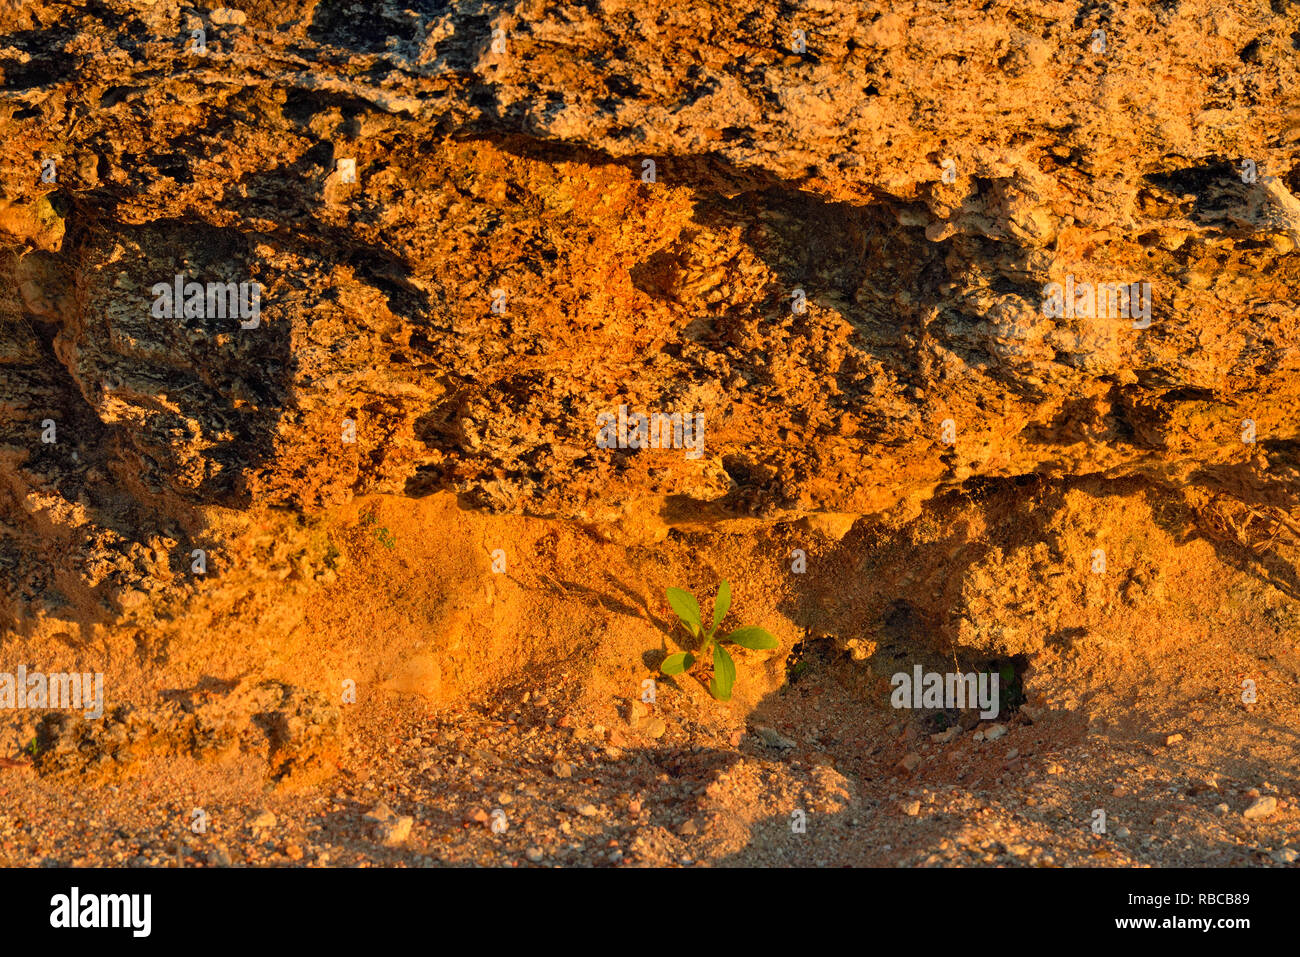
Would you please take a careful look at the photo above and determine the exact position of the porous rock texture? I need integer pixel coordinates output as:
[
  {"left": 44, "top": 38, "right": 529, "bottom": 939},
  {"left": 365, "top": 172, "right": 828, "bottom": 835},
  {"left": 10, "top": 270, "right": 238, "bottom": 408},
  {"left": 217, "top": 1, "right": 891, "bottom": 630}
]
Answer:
[{"left": 0, "top": 2, "right": 1298, "bottom": 682}]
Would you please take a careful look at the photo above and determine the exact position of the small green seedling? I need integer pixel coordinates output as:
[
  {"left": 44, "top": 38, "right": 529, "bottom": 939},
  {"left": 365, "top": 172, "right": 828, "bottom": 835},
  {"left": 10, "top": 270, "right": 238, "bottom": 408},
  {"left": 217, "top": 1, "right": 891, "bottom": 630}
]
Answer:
[
  {"left": 360, "top": 512, "right": 396, "bottom": 549},
  {"left": 660, "top": 580, "right": 778, "bottom": 701}
]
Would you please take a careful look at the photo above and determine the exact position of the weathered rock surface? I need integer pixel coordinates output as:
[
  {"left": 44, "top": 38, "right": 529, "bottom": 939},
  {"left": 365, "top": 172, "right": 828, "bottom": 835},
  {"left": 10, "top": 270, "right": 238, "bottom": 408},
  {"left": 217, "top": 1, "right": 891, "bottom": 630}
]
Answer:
[
  {"left": 0, "top": 0, "right": 1297, "bottom": 633},
  {"left": 33, "top": 677, "right": 340, "bottom": 785}
]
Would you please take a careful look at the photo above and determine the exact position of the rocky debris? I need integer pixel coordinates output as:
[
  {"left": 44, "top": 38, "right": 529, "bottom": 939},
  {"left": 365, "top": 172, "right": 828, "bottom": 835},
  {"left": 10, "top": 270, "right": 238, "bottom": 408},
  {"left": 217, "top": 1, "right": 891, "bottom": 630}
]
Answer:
[
  {"left": 246, "top": 809, "right": 276, "bottom": 831},
  {"left": 628, "top": 700, "right": 668, "bottom": 739},
  {"left": 207, "top": 845, "right": 233, "bottom": 868},
  {"left": 635, "top": 716, "right": 667, "bottom": 739},
  {"left": 0, "top": 641, "right": 1292, "bottom": 869},
  {"left": 754, "top": 726, "right": 796, "bottom": 750},
  {"left": 31, "top": 679, "right": 340, "bottom": 786},
  {"left": 363, "top": 802, "right": 414, "bottom": 845},
  {"left": 1243, "top": 796, "right": 1278, "bottom": 821},
  {"left": 803, "top": 514, "right": 858, "bottom": 541},
  {"left": 208, "top": 7, "right": 246, "bottom": 27},
  {"left": 379, "top": 818, "right": 413, "bottom": 847},
  {"left": 897, "top": 753, "right": 922, "bottom": 774}
]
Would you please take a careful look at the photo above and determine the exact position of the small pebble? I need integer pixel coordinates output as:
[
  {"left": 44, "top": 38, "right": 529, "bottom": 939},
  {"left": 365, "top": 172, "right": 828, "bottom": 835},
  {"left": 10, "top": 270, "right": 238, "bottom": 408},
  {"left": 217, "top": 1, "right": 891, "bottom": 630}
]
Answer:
[
  {"left": 247, "top": 809, "right": 276, "bottom": 830},
  {"left": 207, "top": 845, "right": 233, "bottom": 867},
  {"left": 1244, "top": 796, "right": 1278, "bottom": 821},
  {"left": 755, "top": 726, "right": 797, "bottom": 749},
  {"left": 377, "top": 816, "right": 413, "bottom": 847}
]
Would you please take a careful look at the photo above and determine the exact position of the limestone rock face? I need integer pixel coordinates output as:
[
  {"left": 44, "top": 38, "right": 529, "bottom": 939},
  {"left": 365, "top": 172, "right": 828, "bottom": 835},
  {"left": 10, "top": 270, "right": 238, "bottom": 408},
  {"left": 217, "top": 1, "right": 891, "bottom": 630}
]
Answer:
[{"left": 0, "top": 0, "right": 1298, "bottom": 627}]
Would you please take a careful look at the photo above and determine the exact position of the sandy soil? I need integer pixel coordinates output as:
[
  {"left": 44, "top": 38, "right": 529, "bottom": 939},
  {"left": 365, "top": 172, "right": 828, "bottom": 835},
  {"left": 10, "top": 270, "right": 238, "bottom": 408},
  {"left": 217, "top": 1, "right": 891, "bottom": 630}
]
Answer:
[{"left": 0, "top": 484, "right": 1295, "bottom": 868}]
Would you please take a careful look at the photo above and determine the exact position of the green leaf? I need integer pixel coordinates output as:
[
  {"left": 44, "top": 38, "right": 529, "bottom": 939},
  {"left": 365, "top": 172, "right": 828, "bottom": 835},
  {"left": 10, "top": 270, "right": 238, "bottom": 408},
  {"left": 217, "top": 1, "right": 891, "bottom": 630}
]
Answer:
[
  {"left": 661, "top": 652, "right": 694, "bottom": 676},
  {"left": 710, "top": 644, "right": 736, "bottom": 701},
  {"left": 710, "top": 580, "right": 731, "bottom": 635},
  {"left": 725, "top": 626, "right": 779, "bottom": 650},
  {"left": 666, "top": 587, "right": 702, "bottom": 635}
]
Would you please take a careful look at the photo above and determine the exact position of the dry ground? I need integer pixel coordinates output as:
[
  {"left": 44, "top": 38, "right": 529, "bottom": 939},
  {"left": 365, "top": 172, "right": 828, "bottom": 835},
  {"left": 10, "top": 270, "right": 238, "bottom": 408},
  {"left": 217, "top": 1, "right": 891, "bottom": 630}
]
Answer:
[{"left": 0, "top": 482, "right": 1296, "bottom": 868}]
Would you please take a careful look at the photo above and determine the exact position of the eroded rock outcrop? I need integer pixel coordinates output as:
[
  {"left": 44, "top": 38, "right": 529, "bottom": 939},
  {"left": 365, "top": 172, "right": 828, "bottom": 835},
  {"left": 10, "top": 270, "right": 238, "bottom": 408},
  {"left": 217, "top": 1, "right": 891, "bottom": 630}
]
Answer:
[
  {"left": 0, "top": 0, "right": 1297, "bottom": 637},
  {"left": 34, "top": 677, "right": 340, "bottom": 786}
]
